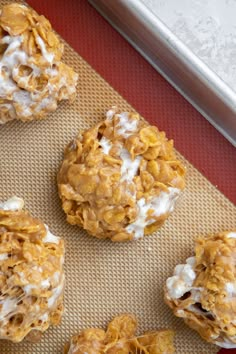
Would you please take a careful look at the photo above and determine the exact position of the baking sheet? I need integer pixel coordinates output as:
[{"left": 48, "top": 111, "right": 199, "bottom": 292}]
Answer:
[
  {"left": 0, "top": 1, "right": 235, "bottom": 353},
  {"left": 89, "top": 0, "right": 236, "bottom": 147}
]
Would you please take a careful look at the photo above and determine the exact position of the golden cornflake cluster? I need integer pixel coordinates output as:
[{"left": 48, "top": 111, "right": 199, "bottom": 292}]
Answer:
[
  {"left": 164, "top": 230, "right": 236, "bottom": 348},
  {"left": 0, "top": 3, "right": 78, "bottom": 123},
  {"left": 0, "top": 197, "right": 65, "bottom": 343},
  {"left": 64, "top": 313, "right": 175, "bottom": 353},
  {"left": 58, "top": 108, "right": 186, "bottom": 242}
]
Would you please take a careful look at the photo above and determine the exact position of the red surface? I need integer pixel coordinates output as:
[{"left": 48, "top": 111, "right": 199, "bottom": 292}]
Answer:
[{"left": 27, "top": 0, "right": 235, "bottom": 351}]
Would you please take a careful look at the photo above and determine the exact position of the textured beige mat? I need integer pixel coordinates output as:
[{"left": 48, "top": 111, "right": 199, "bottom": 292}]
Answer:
[{"left": 0, "top": 1, "right": 235, "bottom": 353}]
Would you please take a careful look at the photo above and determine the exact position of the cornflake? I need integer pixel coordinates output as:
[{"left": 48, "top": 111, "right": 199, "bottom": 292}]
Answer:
[
  {"left": 0, "top": 197, "right": 65, "bottom": 343},
  {"left": 64, "top": 313, "right": 175, "bottom": 353},
  {"left": 0, "top": 3, "right": 78, "bottom": 123},
  {"left": 58, "top": 108, "right": 186, "bottom": 241},
  {"left": 164, "top": 230, "right": 236, "bottom": 349}
]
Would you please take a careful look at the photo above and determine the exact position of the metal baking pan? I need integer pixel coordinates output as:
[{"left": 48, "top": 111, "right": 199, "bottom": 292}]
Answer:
[{"left": 89, "top": 0, "right": 236, "bottom": 146}]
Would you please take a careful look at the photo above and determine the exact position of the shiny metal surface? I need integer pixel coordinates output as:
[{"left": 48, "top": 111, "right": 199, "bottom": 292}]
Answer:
[{"left": 89, "top": 0, "right": 236, "bottom": 146}]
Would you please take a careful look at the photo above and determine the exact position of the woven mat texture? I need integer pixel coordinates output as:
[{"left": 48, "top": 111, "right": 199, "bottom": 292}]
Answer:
[{"left": 0, "top": 1, "right": 235, "bottom": 353}]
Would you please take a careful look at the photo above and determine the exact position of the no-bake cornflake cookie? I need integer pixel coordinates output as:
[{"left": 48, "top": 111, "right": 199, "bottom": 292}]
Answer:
[
  {"left": 64, "top": 313, "right": 175, "bottom": 353},
  {"left": 0, "top": 3, "right": 78, "bottom": 123},
  {"left": 164, "top": 230, "right": 236, "bottom": 348},
  {"left": 58, "top": 108, "right": 186, "bottom": 241},
  {"left": 0, "top": 197, "right": 65, "bottom": 343}
]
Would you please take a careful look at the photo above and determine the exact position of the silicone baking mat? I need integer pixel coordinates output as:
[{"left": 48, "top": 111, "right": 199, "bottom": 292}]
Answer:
[
  {"left": 0, "top": 1, "right": 235, "bottom": 353},
  {"left": 26, "top": 0, "right": 236, "bottom": 206}
]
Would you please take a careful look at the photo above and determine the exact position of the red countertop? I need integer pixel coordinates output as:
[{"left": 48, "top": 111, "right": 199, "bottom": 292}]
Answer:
[{"left": 27, "top": 1, "right": 236, "bottom": 353}]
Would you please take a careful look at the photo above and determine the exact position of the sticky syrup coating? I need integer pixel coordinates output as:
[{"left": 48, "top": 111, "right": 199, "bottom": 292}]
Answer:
[
  {"left": 0, "top": 197, "right": 65, "bottom": 343},
  {"left": 64, "top": 313, "right": 175, "bottom": 353},
  {"left": 0, "top": 3, "right": 78, "bottom": 124},
  {"left": 164, "top": 230, "right": 236, "bottom": 348},
  {"left": 58, "top": 108, "right": 186, "bottom": 242}
]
